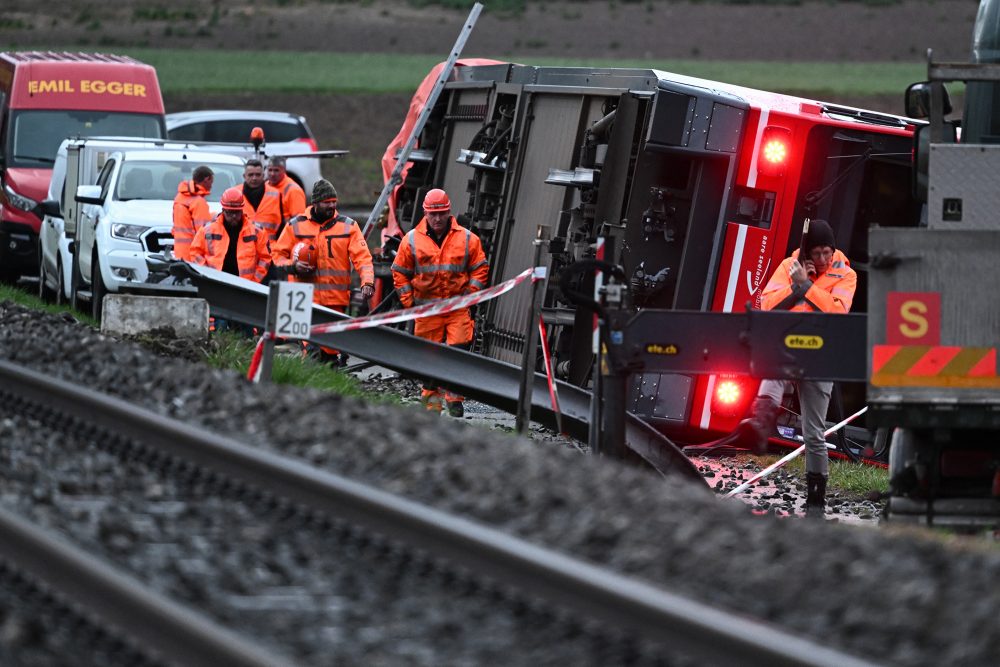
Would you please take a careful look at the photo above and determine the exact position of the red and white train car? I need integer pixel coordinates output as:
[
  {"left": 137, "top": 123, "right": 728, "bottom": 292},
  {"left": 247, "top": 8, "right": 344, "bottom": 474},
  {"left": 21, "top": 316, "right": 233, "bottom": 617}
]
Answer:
[{"left": 384, "top": 63, "right": 918, "bottom": 445}]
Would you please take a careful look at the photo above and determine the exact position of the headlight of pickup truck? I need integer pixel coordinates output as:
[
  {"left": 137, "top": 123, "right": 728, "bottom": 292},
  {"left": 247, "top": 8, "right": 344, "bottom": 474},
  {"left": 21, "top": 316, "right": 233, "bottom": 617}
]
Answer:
[
  {"left": 3, "top": 184, "right": 39, "bottom": 213},
  {"left": 111, "top": 223, "right": 147, "bottom": 241}
]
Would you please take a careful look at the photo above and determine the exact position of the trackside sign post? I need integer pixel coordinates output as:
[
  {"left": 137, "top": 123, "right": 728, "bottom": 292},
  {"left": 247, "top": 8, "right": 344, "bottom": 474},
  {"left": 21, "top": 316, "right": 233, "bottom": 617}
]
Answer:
[
  {"left": 257, "top": 281, "right": 314, "bottom": 383},
  {"left": 275, "top": 281, "right": 314, "bottom": 339}
]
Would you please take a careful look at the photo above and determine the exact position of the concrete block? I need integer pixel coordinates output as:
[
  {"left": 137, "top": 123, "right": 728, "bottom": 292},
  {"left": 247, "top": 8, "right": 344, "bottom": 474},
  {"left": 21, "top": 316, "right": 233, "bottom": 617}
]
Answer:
[{"left": 101, "top": 295, "right": 210, "bottom": 339}]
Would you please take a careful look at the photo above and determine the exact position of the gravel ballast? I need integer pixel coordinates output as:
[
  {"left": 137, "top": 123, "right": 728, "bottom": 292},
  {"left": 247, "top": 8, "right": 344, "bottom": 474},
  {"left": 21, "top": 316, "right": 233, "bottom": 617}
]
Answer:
[{"left": 0, "top": 303, "right": 998, "bottom": 665}]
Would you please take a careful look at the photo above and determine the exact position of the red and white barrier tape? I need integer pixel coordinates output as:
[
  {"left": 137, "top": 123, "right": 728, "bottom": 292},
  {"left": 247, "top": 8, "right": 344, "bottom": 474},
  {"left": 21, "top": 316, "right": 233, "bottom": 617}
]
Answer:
[
  {"left": 538, "top": 314, "right": 565, "bottom": 435},
  {"left": 309, "top": 266, "right": 544, "bottom": 336},
  {"left": 247, "top": 331, "right": 276, "bottom": 383},
  {"left": 248, "top": 266, "right": 545, "bottom": 382}
]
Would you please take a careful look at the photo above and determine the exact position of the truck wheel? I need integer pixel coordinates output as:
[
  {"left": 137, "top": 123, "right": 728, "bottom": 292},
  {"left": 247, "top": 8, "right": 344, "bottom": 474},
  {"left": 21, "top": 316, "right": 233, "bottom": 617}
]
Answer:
[
  {"left": 871, "top": 427, "right": 891, "bottom": 462},
  {"left": 91, "top": 255, "right": 107, "bottom": 323},
  {"left": 54, "top": 257, "right": 66, "bottom": 306},
  {"left": 70, "top": 248, "right": 84, "bottom": 313},
  {"left": 38, "top": 248, "right": 55, "bottom": 303},
  {"left": 888, "top": 428, "right": 921, "bottom": 498}
]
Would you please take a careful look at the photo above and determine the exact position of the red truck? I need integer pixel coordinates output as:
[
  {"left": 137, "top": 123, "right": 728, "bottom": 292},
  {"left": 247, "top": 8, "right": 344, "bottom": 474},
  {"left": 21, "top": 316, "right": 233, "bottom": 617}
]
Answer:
[{"left": 0, "top": 52, "right": 166, "bottom": 282}]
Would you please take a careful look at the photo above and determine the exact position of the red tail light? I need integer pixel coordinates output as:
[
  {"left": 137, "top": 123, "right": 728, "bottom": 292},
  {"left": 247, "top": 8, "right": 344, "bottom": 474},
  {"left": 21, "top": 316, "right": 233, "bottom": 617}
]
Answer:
[
  {"left": 296, "top": 137, "right": 319, "bottom": 152},
  {"left": 716, "top": 380, "right": 741, "bottom": 404},
  {"left": 711, "top": 376, "right": 746, "bottom": 417},
  {"left": 758, "top": 126, "right": 791, "bottom": 176}
]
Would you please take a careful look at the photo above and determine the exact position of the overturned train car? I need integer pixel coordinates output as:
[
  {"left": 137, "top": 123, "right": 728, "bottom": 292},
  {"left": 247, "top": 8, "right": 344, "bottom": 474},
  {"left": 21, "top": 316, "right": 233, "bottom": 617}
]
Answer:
[{"left": 385, "top": 64, "right": 919, "bottom": 442}]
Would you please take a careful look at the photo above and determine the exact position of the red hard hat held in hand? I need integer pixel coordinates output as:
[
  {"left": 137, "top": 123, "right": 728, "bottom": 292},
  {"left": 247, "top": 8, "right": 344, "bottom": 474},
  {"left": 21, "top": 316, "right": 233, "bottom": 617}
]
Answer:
[
  {"left": 422, "top": 188, "right": 451, "bottom": 212},
  {"left": 292, "top": 241, "right": 317, "bottom": 268},
  {"left": 220, "top": 187, "right": 245, "bottom": 210}
]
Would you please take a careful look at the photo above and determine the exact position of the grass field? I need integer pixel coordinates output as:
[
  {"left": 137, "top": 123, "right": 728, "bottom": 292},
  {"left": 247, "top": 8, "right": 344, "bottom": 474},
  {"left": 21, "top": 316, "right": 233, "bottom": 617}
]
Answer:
[
  {"left": 0, "top": 283, "right": 381, "bottom": 401},
  {"left": 103, "top": 48, "right": 926, "bottom": 97}
]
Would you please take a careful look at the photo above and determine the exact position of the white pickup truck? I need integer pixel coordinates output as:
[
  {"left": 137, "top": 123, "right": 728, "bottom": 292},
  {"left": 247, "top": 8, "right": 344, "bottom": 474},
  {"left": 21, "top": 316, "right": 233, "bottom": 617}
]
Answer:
[{"left": 38, "top": 138, "right": 246, "bottom": 321}]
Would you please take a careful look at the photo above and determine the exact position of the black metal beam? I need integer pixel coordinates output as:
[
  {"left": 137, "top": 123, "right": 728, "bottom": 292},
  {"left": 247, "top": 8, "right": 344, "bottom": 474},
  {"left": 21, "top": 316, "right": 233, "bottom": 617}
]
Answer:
[
  {"left": 615, "top": 309, "right": 867, "bottom": 382},
  {"left": 182, "top": 265, "right": 705, "bottom": 485}
]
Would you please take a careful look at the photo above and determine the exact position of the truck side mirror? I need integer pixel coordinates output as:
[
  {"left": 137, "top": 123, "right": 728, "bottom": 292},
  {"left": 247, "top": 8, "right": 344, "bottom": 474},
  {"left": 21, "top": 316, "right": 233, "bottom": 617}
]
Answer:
[
  {"left": 905, "top": 82, "right": 953, "bottom": 119},
  {"left": 75, "top": 184, "right": 102, "bottom": 205}
]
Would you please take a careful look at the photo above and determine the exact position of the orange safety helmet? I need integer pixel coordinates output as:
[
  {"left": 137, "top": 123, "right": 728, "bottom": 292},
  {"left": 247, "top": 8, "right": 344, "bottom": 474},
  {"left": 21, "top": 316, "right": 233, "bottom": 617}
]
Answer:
[
  {"left": 422, "top": 188, "right": 451, "bottom": 213},
  {"left": 220, "top": 187, "right": 245, "bottom": 210},
  {"left": 292, "top": 241, "right": 317, "bottom": 267}
]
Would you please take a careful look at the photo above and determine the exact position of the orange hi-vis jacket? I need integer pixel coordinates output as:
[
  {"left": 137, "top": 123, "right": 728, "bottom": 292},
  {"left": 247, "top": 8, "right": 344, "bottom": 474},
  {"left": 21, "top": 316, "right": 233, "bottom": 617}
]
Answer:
[
  {"left": 761, "top": 248, "right": 856, "bottom": 314},
  {"left": 189, "top": 213, "right": 271, "bottom": 283},
  {"left": 272, "top": 174, "right": 306, "bottom": 227},
  {"left": 171, "top": 179, "right": 213, "bottom": 261},
  {"left": 243, "top": 183, "right": 284, "bottom": 243},
  {"left": 271, "top": 206, "right": 321, "bottom": 284},
  {"left": 273, "top": 207, "right": 375, "bottom": 307},
  {"left": 391, "top": 217, "right": 489, "bottom": 308}
]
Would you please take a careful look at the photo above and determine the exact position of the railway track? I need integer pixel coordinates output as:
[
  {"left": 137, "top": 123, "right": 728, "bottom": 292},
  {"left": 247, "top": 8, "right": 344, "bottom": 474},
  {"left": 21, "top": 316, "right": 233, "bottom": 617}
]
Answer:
[
  {"left": 1, "top": 300, "right": 998, "bottom": 666},
  {"left": 0, "top": 359, "right": 870, "bottom": 666}
]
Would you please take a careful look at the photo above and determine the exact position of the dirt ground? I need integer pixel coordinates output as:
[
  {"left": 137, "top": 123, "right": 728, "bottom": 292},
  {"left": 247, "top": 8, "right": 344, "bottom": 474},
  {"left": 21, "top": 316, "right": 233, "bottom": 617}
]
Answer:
[{"left": 2, "top": 0, "right": 980, "bottom": 202}]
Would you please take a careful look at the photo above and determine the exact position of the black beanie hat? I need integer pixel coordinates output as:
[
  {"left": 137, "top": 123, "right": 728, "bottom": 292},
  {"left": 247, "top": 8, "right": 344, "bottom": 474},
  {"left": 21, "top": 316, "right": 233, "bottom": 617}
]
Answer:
[{"left": 804, "top": 219, "right": 836, "bottom": 252}]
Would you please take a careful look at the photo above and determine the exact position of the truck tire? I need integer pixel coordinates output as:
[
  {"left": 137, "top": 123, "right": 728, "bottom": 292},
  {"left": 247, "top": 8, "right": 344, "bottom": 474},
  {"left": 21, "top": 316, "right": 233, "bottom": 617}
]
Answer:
[
  {"left": 888, "top": 428, "right": 921, "bottom": 498},
  {"left": 70, "top": 247, "right": 84, "bottom": 313},
  {"left": 871, "top": 427, "right": 892, "bottom": 462},
  {"left": 37, "top": 247, "right": 55, "bottom": 303},
  {"left": 54, "top": 257, "right": 66, "bottom": 306},
  {"left": 91, "top": 253, "right": 106, "bottom": 323}
]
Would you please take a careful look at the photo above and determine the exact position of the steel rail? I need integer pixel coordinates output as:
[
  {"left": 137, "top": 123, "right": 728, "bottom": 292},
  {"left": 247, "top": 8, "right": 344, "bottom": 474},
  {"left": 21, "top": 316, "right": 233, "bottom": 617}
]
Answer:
[
  {"left": 0, "top": 496, "right": 295, "bottom": 667},
  {"left": 0, "top": 359, "right": 879, "bottom": 667},
  {"left": 181, "top": 264, "right": 705, "bottom": 484}
]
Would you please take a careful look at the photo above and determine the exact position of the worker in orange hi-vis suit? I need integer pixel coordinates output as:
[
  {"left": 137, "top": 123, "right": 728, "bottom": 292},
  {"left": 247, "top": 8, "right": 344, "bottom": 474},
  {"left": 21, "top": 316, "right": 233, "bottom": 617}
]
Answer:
[
  {"left": 189, "top": 187, "right": 271, "bottom": 282},
  {"left": 190, "top": 187, "right": 272, "bottom": 336},
  {"left": 171, "top": 165, "right": 214, "bottom": 261},
  {"left": 391, "top": 188, "right": 489, "bottom": 417},
  {"left": 272, "top": 179, "right": 374, "bottom": 366},
  {"left": 240, "top": 158, "right": 283, "bottom": 245},
  {"left": 266, "top": 155, "right": 306, "bottom": 235},
  {"left": 722, "top": 218, "right": 856, "bottom": 519}
]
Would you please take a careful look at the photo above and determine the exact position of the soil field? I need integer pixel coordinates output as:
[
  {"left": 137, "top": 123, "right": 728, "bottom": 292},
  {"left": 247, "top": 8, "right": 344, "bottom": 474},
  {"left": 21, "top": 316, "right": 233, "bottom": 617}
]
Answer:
[{"left": 2, "top": 0, "right": 981, "bottom": 203}]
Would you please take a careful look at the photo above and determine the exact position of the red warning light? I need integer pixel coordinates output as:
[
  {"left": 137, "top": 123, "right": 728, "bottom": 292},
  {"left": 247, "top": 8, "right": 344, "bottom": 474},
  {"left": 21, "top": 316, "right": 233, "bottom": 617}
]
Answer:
[
  {"left": 762, "top": 138, "right": 787, "bottom": 164},
  {"left": 758, "top": 126, "right": 791, "bottom": 176},
  {"left": 716, "top": 379, "right": 741, "bottom": 405},
  {"left": 712, "top": 377, "right": 746, "bottom": 417}
]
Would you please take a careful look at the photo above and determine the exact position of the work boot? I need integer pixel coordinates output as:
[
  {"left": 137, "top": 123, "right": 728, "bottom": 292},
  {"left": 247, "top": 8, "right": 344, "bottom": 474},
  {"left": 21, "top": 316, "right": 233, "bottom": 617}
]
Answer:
[
  {"left": 717, "top": 396, "right": 780, "bottom": 453},
  {"left": 337, "top": 353, "right": 350, "bottom": 368},
  {"left": 446, "top": 401, "right": 464, "bottom": 418},
  {"left": 805, "top": 472, "right": 827, "bottom": 519},
  {"left": 420, "top": 388, "right": 443, "bottom": 412},
  {"left": 748, "top": 396, "right": 780, "bottom": 451}
]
